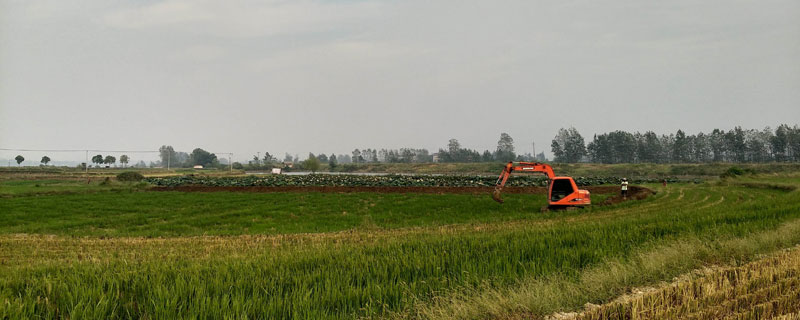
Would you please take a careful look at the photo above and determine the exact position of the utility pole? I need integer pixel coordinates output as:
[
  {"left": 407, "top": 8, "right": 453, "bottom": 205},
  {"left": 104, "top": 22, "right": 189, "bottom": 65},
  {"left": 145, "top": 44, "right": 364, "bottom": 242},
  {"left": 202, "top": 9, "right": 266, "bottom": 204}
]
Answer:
[
  {"left": 532, "top": 141, "right": 536, "bottom": 161},
  {"left": 167, "top": 153, "right": 171, "bottom": 171},
  {"left": 229, "top": 153, "right": 233, "bottom": 172}
]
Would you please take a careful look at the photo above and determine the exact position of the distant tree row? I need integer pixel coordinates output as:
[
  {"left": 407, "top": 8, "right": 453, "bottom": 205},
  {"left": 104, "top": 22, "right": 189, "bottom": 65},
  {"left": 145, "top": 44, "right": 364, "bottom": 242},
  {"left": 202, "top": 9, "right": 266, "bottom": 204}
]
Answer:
[
  {"left": 327, "top": 133, "right": 542, "bottom": 164},
  {"left": 11, "top": 155, "right": 52, "bottom": 166},
  {"left": 298, "top": 133, "right": 545, "bottom": 165},
  {"left": 89, "top": 154, "right": 131, "bottom": 167},
  {"left": 550, "top": 124, "right": 800, "bottom": 163},
  {"left": 436, "top": 133, "right": 544, "bottom": 163},
  {"left": 9, "top": 154, "right": 130, "bottom": 167},
  {"left": 158, "top": 146, "right": 219, "bottom": 168}
]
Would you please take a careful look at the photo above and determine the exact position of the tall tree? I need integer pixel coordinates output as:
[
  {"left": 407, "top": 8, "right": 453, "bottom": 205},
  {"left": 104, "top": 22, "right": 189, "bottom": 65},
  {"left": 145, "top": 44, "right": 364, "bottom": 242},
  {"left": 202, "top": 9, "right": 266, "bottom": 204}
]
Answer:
[
  {"left": 481, "top": 150, "right": 494, "bottom": 162},
  {"left": 40, "top": 156, "right": 51, "bottom": 166},
  {"left": 789, "top": 126, "right": 800, "bottom": 161},
  {"left": 494, "top": 133, "right": 516, "bottom": 162},
  {"left": 328, "top": 153, "right": 337, "bottom": 171},
  {"left": 103, "top": 155, "right": 116, "bottom": 167},
  {"left": 551, "top": 127, "right": 586, "bottom": 163},
  {"left": 91, "top": 154, "right": 104, "bottom": 167},
  {"left": 303, "top": 156, "right": 321, "bottom": 173},
  {"left": 637, "top": 131, "right": 662, "bottom": 163},
  {"left": 747, "top": 128, "right": 773, "bottom": 162},
  {"left": 690, "top": 133, "right": 711, "bottom": 163},
  {"left": 673, "top": 130, "right": 689, "bottom": 163},
  {"left": 14, "top": 155, "right": 24, "bottom": 166},
  {"left": 588, "top": 134, "right": 611, "bottom": 163},
  {"left": 710, "top": 129, "right": 727, "bottom": 162},
  {"left": 447, "top": 139, "right": 461, "bottom": 154},
  {"left": 771, "top": 124, "right": 791, "bottom": 161},
  {"left": 188, "top": 148, "right": 217, "bottom": 167},
  {"left": 263, "top": 152, "right": 276, "bottom": 163},
  {"left": 159, "top": 146, "right": 178, "bottom": 168},
  {"left": 659, "top": 134, "right": 675, "bottom": 163},
  {"left": 119, "top": 155, "right": 129, "bottom": 168},
  {"left": 351, "top": 149, "right": 363, "bottom": 163},
  {"left": 725, "top": 127, "right": 747, "bottom": 162}
]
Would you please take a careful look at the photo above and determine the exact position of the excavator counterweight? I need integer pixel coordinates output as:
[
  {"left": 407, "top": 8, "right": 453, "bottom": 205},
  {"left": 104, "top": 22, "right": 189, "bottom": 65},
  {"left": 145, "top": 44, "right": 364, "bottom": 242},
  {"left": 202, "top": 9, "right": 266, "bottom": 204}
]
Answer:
[{"left": 492, "top": 162, "right": 591, "bottom": 209}]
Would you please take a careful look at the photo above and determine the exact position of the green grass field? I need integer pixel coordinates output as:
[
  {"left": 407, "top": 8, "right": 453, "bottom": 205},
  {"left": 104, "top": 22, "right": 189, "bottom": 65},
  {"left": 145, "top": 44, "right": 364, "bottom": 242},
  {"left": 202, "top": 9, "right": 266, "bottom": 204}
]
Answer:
[
  {"left": 0, "top": 189, "right": 559, "bottom": 236},
  {"left": 1, "top": 169, "right": 800, "bottom": 319}
]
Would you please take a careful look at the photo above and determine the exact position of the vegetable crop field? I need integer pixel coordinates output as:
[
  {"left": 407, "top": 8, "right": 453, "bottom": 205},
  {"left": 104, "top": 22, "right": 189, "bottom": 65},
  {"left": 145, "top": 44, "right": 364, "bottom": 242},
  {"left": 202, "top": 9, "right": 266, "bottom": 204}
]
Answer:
[{"left": 1, "top": 167, "right": 800, "bottom": 319}]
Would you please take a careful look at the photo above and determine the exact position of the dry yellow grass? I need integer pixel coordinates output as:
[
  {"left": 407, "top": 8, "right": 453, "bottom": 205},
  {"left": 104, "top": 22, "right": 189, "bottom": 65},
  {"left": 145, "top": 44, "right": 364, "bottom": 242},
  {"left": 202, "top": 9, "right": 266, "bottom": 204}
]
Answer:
[{"left": 571, "top": 246, "right": 800, "bottom": 320}]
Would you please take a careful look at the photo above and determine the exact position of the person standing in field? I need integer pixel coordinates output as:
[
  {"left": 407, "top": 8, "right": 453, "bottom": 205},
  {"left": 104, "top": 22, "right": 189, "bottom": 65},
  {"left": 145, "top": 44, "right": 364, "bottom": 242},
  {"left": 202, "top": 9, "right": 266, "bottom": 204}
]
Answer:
[{"left": 621, "top": 178, "right": 629, "bottom": 198}]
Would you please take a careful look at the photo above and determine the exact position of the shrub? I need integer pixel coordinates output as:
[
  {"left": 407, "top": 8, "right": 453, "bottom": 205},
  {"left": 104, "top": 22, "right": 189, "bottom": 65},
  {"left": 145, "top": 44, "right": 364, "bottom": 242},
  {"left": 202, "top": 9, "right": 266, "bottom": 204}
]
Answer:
[
  {"left": 721, "top": 166, "right": 745, "bottom": 178},
  {"left": 117, "top": 171, "right": 145, "bottom": 182},
  {"left": 99, "top": 177, "right": 113, "bottom": 186}
]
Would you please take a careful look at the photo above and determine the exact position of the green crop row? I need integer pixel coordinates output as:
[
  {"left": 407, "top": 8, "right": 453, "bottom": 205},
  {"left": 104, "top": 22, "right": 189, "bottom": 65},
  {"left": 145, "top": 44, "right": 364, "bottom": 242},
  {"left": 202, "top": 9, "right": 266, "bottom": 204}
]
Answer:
[{"left": 143, "top": 174, "right": 692, "bottom": 188}]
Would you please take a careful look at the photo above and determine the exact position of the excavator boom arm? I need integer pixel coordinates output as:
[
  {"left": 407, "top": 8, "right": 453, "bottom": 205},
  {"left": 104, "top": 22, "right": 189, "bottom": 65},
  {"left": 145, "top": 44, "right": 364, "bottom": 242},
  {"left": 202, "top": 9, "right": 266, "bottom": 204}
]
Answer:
[{"left": 492, "top": 162, "right": 555, "bottom": 203}]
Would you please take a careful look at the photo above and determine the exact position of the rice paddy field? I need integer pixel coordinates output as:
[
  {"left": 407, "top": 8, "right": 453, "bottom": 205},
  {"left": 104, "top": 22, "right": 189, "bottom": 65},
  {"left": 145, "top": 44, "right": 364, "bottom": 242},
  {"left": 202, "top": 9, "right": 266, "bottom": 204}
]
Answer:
[{"left": 1, "top": 167, "right": 800, "bottom": 319}]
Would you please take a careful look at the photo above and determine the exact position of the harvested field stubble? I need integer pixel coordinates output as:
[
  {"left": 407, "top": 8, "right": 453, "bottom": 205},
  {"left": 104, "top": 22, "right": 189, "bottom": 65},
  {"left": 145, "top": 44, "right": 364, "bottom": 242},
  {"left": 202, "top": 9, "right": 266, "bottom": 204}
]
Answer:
[{"left": 572, "top": 246, "right": 800, "bottom": 320}]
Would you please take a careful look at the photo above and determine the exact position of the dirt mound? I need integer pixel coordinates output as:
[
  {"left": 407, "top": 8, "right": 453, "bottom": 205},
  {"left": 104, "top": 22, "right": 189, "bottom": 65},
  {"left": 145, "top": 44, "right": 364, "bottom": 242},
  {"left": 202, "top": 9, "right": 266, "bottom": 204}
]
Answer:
[{"left": 599, "top": 186, "right": 653, "bottom": 205}]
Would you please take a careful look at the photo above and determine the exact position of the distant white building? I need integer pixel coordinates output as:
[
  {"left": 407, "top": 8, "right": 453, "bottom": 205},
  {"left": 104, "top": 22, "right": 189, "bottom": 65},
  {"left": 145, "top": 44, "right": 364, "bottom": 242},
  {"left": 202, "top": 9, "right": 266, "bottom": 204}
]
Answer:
[
  {"left": 193, "top": 165, "right": 203, "bottom": 169},
  {"left": 432, "top": 153, "right": 440, "bottom": 163}
]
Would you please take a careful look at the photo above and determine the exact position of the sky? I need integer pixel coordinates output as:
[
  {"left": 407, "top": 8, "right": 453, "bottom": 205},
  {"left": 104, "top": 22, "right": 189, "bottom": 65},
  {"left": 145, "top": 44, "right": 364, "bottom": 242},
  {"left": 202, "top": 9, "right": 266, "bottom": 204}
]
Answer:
[{"left": 1, "top": 0, "right": 799, "bottom": 163}]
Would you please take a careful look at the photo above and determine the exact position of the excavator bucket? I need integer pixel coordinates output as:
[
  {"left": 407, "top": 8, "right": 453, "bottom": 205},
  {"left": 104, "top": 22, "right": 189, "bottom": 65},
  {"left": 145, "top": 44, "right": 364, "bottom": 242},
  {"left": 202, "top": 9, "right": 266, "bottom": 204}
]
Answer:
[{"left": 491, "top": 188, "right": 504, "bottom": 203}]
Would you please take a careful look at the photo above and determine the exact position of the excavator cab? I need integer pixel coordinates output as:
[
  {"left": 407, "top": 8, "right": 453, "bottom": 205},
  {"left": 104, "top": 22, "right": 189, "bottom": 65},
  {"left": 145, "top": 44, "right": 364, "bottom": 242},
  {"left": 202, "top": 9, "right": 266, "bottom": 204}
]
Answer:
[
  {"left": 549, "top": 178, "right": 574, "bottom": 202},
  {"left": 548, "top": 177, "right": 590, "bottom": 208}
]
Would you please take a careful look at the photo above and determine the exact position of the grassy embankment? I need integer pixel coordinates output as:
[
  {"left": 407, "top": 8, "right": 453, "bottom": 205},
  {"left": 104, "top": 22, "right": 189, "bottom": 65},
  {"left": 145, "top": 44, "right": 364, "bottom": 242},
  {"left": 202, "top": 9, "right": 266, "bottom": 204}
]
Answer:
[
  {"left": 0, "top": 186, "right": 560, "bottom": 236},
  {"left": 1, "top": 173, "right": 799, "bottom": 318}
]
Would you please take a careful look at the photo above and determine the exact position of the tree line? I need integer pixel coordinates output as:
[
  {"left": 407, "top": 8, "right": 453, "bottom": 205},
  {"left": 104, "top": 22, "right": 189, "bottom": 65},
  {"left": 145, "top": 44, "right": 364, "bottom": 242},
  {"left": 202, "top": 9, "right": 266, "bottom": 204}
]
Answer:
[
  {"left": 240, "top": 133, "right": 544, "bottom": 168},
  {"left": 13, "top": 125, "right": 797, "bottom": 169},
  {"left": 325, "top": 133, "right": 545, "bottom": 165},
  {"left": 9, "top": 154, "right": 131, "bottom": 167},
  {"left": 551, "top": 124, "right": 800, "bottom": 163}
]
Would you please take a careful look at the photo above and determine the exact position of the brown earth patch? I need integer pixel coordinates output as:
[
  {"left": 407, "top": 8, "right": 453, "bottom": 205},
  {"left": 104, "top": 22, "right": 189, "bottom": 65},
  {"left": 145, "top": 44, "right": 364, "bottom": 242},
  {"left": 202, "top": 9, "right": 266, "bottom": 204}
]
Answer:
[{"left": 598, "top": 186, "right": 654, "bottom": 205}]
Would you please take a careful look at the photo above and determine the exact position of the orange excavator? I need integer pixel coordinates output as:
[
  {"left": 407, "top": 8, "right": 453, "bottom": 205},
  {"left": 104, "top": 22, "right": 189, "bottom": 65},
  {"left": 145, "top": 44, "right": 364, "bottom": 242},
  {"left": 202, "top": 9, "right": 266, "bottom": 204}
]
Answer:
[{"left": 492, "top": 162, "right": 591, "bottom": 209}]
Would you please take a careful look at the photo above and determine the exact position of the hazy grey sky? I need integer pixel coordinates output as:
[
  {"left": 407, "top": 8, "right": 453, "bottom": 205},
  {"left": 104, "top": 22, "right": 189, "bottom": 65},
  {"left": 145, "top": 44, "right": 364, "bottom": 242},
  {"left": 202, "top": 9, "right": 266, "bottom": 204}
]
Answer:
[{"left": 2, "top": 0, "right": 799, "bottom": 162}]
